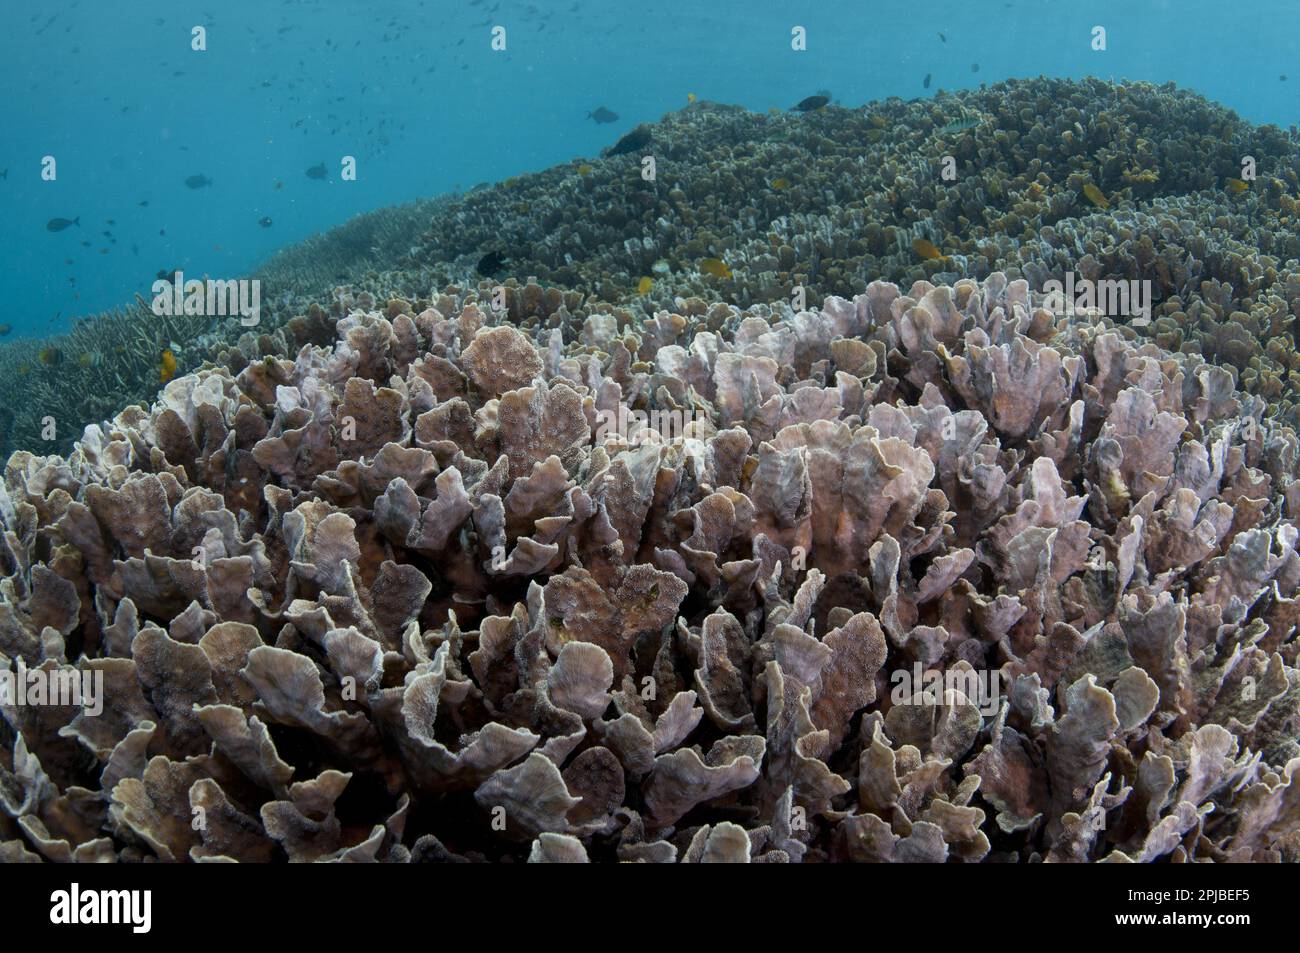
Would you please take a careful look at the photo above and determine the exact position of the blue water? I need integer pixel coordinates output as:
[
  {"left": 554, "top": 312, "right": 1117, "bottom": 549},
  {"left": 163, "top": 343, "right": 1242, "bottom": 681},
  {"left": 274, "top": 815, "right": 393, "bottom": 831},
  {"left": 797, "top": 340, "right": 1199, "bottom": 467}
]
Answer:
[{"left": 1, "top": 0, "right": 1296, "bottom": 340}]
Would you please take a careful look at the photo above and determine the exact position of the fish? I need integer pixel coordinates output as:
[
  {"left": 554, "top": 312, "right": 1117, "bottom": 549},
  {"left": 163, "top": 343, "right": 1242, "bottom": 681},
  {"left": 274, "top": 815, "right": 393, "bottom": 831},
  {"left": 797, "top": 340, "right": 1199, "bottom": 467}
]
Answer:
[
  {"left": 0, "top": 169, "right": 7, "bottom": 179},
  {"left": 770, "top": 178, "right": 791, "bottom": 190},
  {"left": 305, "top": 163, "right": 328, "bottom": 180},
  {"left": 160, "top": 349, "right": 177, "bottom": 383},
  {"left": 185, "top": 174, "right": 212, "bottom": 189},
  {"left": 652, "top": 259, "right": 671, "bottom": 275},
  {"left": 1281, "top": 74, "right": 1289, "bottom": 82},
  {"left": 700, "top": 258, "right": 733, "bottom": 279},
  {"left": 792, "top": 94, "right": 830, "bottom": 112},
  {"left": 912, "top": 238, "right": 945, "bottom": 261},
  {"left": 637, "top": 276, "right": 653, "bottom": 294},
  {"left": 587, "top": 106, "right": 619, "bottom": 124},
  {"left": 38, "top": 346, "right": 63, "bottom": 366},
  {"left": 938, "top": 32, "right": 947, "bottom": 42},
  {"left": 0, "top": 324, "right": 11, "bottom": 336},
  {"left": 923, "top": 73, "right": 932, "bottom": 89},
  {"left": 273, "top": 179, "right": 284, "bottom": 190},
  {"left": 259, "top": 216, "right": 274, "bottom": 227},
  {"left": 139, "top": 200, "right": 149, "bottom": 207},
  {"left": 971, "top": 63, "right": 980, "bottom": 73},
  {"left": 1082, "top": 182, "right": 1110, "bottom": 209},
  {"left": 1225, "top": 178, "right": 1250, "bottom": 194},
  {"left": 577, "top": 164, "right": 593, "bottom": 176},
  {"left": 46, "top": 217, "right": 80, "bottom": 232},
  {"left": 77, "top": 351, "right": 102, "bottom": 368},
  {"left": 476, "top": 250, "right": 508, "bottom": 276},
  {"left": 687, "top": 93, "right": 697, "bottom": 104},
  {"left": 604, "top": 124, "right": 652, "bottom": 157},
  {"left": 937, "top": 111, "right": 981, "bottom": 135}
]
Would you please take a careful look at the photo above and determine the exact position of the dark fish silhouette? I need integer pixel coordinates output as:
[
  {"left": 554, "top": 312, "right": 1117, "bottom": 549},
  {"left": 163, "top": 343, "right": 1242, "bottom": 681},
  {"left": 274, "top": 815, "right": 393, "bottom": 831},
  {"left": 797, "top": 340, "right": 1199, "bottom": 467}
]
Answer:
[
  {"left": 0, "top": 169, "right": 7, "bottom": 179},
  {"left": 604, "top": 124, "right": 652, "bottom": 157},
  {"left": 792, "top": 94, "right": 830, "bottom": 112},
  {"left": 923, "top": 73, "right": 932, "bottom": 89},
  {"left": 938, "top": 32, "right": 946, "bottom": 42},
  {"left": 971, "top": 63, "right": 980, "bottom": 73},
  {"left": 185, "top": 174, "right": 212, "bottom": 189},
  {"left": 47, "top": 217, "right": 80, "bottom": 231},
  {"left": 305, "top": 163, "right": 328, "bottom": 180},
  {"left": 587, "top": 106, "right": 618, "bottom": 124},
  {"left": 476, "top": 250, "right": 508, "bottom": 276},
  {"left": 259, "top": 216, "right": 273, "bottom": 227},
  {"left": 0, "top": 324, "right": 11, "bottom": 336}
]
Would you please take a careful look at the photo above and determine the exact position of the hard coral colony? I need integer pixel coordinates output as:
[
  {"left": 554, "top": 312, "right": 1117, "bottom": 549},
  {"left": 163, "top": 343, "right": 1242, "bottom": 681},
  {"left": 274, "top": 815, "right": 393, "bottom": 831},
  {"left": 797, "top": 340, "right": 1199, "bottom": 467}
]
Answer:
[{"left": 2, "top": 274, "right": 1299, "bottom": 865}]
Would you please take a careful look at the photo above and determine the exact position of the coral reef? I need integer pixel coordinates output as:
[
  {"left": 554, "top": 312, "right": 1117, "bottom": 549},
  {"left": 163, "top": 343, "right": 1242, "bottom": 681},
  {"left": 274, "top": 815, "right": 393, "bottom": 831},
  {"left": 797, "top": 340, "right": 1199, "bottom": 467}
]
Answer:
[
  {"left": 0, "top": 198, "right": 453, "bottom": 459},
  {"left": 6, "top": 78, "right": 1300, "bottom": 462},
  {"left": 3, "top": 274, "right": 1299, "bottom": 863},
  {"left": 406, "top": 77, "right": 1300, "bottom": 426}
]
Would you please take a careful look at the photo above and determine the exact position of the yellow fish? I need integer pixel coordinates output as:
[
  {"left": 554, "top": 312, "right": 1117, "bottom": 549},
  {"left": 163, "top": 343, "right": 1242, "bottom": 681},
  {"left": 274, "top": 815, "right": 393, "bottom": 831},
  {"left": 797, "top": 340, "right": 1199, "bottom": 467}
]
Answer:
[
  {"left": 577, "top": 164, "right": 593, "bottom": 177},
  {"left": 912, "top": 238, "right": 944, "bottom": 261},
  {"left": 1082, "top": 182, "right": 1110, "bottom": 209},
  {"left": 1226, "top": 177, "right": 1250, "bottom": 193},
  {"left": 687, "top": 92, "right": 697, "bottom": 104},
  {"left": 700, "top": 258, "right": 733, "bottom": 279},
  {"left": 770, "top": 178, "right": 790, "bottom": 190},
  {"left": 160, "top": 349, "right": 177, "bottom": 383},
  {"left": 637, "top": 276, "right": 653, "bottom": 294}
]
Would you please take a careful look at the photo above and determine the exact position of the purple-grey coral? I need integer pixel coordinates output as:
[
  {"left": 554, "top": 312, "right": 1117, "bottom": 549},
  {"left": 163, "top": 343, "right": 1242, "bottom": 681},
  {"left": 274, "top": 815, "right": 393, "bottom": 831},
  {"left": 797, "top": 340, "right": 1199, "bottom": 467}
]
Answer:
[{"left": 2, "top": 273, "right": 1300, "bottom": 863}]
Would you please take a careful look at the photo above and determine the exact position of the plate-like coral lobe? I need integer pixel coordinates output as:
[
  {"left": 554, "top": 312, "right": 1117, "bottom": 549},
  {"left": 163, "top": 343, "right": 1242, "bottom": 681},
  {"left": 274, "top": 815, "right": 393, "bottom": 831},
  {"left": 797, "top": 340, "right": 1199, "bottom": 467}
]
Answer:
[{"left": 2, "top": 274, "right": 1299, "bottom": 863}]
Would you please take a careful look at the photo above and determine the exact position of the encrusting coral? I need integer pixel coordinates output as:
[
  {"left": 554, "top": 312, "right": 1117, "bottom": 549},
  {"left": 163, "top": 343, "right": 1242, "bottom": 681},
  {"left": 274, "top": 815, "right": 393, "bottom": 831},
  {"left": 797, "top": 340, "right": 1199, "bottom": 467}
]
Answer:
[{"left": 2, "top": 272, "right": 1298, "bottom": 863}]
